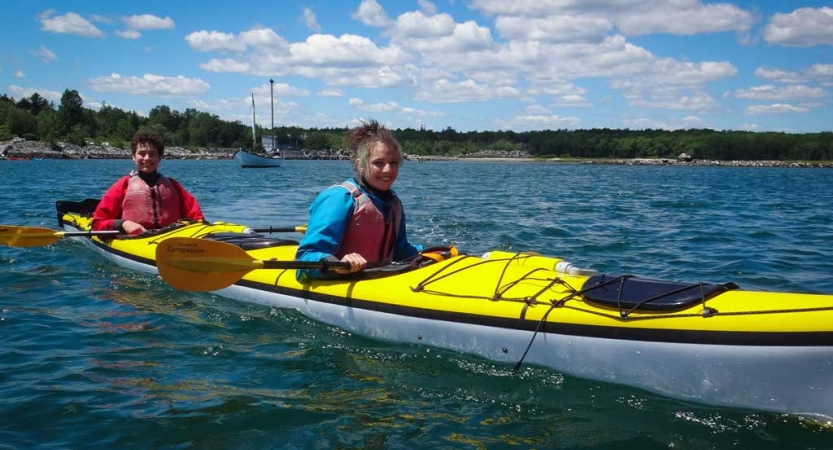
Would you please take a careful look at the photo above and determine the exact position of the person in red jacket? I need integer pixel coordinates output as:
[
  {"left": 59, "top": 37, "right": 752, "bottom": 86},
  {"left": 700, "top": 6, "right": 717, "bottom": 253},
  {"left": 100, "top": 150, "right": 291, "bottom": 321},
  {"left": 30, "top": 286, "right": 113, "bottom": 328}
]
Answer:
[{"left": 91, "top": 131, "right": 204, "bottom": 234}]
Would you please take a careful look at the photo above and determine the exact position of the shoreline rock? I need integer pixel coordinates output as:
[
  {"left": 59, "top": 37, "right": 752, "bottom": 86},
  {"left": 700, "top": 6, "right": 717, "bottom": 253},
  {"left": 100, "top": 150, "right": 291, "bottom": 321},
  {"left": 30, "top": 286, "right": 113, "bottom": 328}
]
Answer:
[
  {"left": 1, "top": 140, "right": 831, "bottom": 168},
  {"left": 0, "top": 140, "right": 238, "bottom": 160}
]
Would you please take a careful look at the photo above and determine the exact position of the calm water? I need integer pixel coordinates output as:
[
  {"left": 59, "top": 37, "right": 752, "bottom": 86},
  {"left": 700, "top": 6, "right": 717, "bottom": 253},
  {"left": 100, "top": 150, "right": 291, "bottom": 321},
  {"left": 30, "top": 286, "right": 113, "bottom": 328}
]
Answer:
[{"left": 2, "top": 159, "right": 833, "bottom": 449}]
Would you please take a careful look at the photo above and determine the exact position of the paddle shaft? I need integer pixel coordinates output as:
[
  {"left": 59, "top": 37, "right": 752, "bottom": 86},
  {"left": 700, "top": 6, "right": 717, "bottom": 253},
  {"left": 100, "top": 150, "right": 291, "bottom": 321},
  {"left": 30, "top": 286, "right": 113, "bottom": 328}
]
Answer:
[
  {"left": 260, "top": 259, "right": 351, "bottom": 270},
  {"left": 249, "top": 226, "right": 307, "bottom": 233},
  {"left": 59, "top": 230, "right": 122, "bottom": 238}
]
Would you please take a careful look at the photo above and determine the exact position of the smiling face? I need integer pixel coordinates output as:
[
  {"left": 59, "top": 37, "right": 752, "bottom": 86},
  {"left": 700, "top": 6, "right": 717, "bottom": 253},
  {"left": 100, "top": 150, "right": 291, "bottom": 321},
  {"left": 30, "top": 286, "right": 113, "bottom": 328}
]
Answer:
[
  {"left": 132, "top": 142, "right": 161, "bottom": 174},
  {"left": 362, "top": 142, "right": 400, "bottom": 191}
]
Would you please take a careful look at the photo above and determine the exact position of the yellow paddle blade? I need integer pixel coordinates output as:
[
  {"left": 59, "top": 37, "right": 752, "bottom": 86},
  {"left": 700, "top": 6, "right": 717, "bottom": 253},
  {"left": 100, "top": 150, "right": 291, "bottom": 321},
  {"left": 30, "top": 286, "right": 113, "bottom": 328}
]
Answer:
[
  {"left": 156, "top": 237, "right": 264, "bottom": 292},
  {"left": 0, "top": 225, "right": 121, "bottom": 247},
  {"left": 0, "top": 225, "right": 63, "bottom": 247}
]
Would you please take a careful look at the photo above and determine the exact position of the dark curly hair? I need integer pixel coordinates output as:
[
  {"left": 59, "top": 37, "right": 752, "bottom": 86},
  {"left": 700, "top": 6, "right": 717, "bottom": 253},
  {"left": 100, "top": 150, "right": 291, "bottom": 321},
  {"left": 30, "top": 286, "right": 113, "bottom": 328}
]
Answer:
[
  {"left": 346, "top": 119, "right": 402, "bottom": 178},
  {"left": 130, "top": 131, "right": 165, "bottom": 157}
]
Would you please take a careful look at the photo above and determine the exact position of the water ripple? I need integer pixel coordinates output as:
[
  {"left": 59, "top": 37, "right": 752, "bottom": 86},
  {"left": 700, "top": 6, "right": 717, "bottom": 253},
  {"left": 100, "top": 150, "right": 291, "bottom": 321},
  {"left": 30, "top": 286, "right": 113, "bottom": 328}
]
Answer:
[{"left": 2, "top": 160, "right": 833, "bottom": 448}]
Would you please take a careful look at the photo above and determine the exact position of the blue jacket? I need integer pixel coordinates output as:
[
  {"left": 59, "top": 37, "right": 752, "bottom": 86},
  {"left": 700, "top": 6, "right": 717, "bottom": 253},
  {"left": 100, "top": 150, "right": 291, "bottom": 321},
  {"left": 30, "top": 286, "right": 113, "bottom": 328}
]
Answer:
[{"left": 295, "top": 177, "right": 422, "bottom": 281}]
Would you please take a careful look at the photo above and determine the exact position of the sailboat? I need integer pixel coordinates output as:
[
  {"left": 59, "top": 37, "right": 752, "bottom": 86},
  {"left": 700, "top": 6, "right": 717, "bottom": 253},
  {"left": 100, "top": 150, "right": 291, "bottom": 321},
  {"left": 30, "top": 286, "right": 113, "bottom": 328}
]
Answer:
[{"left": 233, "top": 93, "right": 282, "bottom": 168}]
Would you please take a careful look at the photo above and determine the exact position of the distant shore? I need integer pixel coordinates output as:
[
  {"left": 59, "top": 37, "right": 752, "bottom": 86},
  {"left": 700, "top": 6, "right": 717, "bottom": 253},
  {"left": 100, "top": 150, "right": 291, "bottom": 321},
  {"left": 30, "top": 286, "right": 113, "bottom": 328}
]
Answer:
[{"left": 2, "top": 139, "right": 831, "bottom": 168}]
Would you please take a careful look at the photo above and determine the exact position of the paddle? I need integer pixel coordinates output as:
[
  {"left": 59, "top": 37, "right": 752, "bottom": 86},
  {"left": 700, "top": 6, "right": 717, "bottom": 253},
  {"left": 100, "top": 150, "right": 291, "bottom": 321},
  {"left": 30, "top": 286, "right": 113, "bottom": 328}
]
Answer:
[
  {"left": 0, "top": 225, "right": 121, "bottom": 247},
  {"left": 156, "top": 237, "right": 350, "bottom": 292},
  {"left": 249, "top": 225, "right": 307, "bottom": 233}
]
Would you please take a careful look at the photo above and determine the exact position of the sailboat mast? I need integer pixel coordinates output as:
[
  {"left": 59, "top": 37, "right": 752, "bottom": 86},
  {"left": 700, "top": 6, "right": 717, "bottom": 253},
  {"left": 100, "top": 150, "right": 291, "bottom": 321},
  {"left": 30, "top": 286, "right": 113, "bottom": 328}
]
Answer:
[{"left": 251, "top": 93, "right": 256, "bottom": 151}]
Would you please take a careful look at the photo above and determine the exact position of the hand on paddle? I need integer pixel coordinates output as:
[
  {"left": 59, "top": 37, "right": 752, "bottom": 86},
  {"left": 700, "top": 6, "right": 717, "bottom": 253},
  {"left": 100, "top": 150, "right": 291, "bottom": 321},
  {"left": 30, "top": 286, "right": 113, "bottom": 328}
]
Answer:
[
  {"left": 335, "top": 252, "right": 367, "bottom": 274},
  {"left": 120, "top": 220, "right": 146, "bottom": 235}
]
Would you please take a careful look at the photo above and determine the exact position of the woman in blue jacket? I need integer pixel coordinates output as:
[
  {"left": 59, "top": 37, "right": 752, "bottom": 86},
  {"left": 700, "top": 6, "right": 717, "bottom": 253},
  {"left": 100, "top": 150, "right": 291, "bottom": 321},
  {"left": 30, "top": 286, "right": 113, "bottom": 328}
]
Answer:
[{"left": 295, "top": 120, "right": 422, "bottom": 281}]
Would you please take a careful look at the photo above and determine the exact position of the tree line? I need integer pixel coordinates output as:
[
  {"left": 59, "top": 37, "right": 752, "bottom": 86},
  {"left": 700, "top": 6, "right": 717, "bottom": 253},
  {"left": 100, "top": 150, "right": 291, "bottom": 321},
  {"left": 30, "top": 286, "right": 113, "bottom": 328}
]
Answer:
[{"left": 2, "top": 89, "right": 831, "bottom": 161}]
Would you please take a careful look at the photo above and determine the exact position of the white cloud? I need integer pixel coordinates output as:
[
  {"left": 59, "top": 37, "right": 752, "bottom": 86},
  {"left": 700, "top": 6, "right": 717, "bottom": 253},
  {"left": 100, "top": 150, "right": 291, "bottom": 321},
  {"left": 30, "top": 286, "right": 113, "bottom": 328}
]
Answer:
[
  {"left": 302, "top": 7, "right": 322, "bottom": 32},
  {"left": 6, "top": 85, "right": 63, "bottom": 103},
  {"left": 745, "top": 104, "right": 810, "bottom": 115},
  {"left": 116, "top": 30, "right": 141, "bottom": 40},
  {"left": 193, "top": 29, "right": 418, "bottom": 84},
  {"left": 390, "top": 12, "right": 493, "bottom": 53},
  {"left": 200, "top": 28, "right": 412, "bottom": 78},
  {"left": 318, "top": 89, "right": 344, "bottom": 97},
  {"left": 191, "top": 99, "right": 244, "bottom": 111},
  {"left": 495, "top": 15, "right": 613, "bottom": 43},
  {"left": 620, "top": 115, "right": 712, "bottom": 130},
  {"left": 254, "top": 81, "right": 309, "bottom": 98},
  {"left": 123, "top": 14, "right": 174, "bottom": 30},
  {"left": 305, "top": 66, "right": 413, "bottom": 88},
  {"left": 391, "top": 11, "right": 456, "bottom": 39},
  {"left": 524, "top": 105, "right": 552, "bottom": 115},
  {"left": 763, "top": 7, "right": 833, "bottom": 47},
  {"left": 349, "top": 98, "right": 400, "bottom": 112},
  {"left": 755, "top": 67, "right": 807, "bottom": 84},
  {"left": 239, "top": 27, "right": 290, "bottom": 49},
  {"left": 682, "top": 115, "right": 705, "bottom": 126},
  {"left": 808, "top": 64, "right": 833, "bottom": 78},
  {"left": 414, "top": 78, "right": 520, "bottom": 102},
  {"left": 606, "top": 58, "right": 736, "bottom": 111},
  {"left": 88, "top": 73, "right": 210, "bottom": 95},
  {"left": 39, "top": 10, "right": 103, "bottom": 37},
  {"left": 200, "top": 58, "right": 251, "bottom": 73},
  {"left": 14, "top": 70, "right": 25, "bottom": 78},
  {"left": 352, "top": 0, "right": 390, "bottom": 27},
  {"left": 634, "top": 91, "right": 719, "bottom": 111},
  {"left": 88, "top": 14, "right": 113, "bottom": 24},
  {"left": 553, "top": 94, "right": 593, "bottom": 107},
  {"left": 349, "top": 97, "right": 442, "bottom": 117},
  {"left": 469, "top": 0, "right": 754, "bottom": 36},
  {"left": 614, "top": 2, "right": 754, "bottom": 36},
  {"left": 500, "top": 113, "right": 581, "bottom": 131},
  {"left": 526, "top": 76, "right": 586, "bottom": 97},
  {"left": 32, "top": 46, "right": 57, "bottom": 62},
  {"left": 418, "top": 0, "right": 437, "bottom": 15},
  {"left": 734, "top": 85, "right": 826, "bottom": 101},
  {"left": 185, "top": 30, "right": 248, "bottom": 52},
  {"left": 289, "top": 34, "right": 410, "bottom": 66},
  {"left": 117, "top": 14, "right": 174, "bottom": 38},
  {"left": 756, "top": 64, "right": 833, "bottom": 85}
]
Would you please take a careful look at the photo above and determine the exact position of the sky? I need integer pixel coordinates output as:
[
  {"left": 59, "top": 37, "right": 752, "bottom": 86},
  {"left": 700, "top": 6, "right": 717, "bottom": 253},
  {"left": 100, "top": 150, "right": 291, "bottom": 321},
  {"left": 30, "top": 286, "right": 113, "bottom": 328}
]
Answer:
[{"left": 1, "top": 0, "right": 832, "bottom": 133}]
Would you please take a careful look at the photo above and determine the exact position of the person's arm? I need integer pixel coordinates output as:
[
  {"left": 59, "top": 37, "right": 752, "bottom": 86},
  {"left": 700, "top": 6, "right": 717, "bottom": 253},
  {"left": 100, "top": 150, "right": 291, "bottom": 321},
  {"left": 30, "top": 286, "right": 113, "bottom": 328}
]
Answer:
[
  {"left": 91, "top": 178, "right": 128, "bottom": 232},
  {"left": 295, "top": 187, "right": 355, "bottom": 281},
  {"left": 170, "top": 179, "right": 204, "bottom": 221}
]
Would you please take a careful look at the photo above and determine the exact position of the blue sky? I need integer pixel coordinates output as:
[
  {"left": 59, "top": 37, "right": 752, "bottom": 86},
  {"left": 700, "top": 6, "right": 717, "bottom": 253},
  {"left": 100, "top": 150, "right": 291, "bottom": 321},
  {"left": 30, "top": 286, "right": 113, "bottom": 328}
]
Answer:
[{"left": 2, "top": 0, "right": 832, "bottom": 133}]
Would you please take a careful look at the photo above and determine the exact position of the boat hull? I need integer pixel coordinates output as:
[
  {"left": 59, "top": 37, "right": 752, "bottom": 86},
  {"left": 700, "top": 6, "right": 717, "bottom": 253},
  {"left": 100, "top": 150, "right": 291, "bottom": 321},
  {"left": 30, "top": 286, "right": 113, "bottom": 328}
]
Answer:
[
  {"left": 56, "top": 207, "right": 833, "bottom": 420},
  {"left": 233, "top": 149, "right": 282, "bottom": 167}
]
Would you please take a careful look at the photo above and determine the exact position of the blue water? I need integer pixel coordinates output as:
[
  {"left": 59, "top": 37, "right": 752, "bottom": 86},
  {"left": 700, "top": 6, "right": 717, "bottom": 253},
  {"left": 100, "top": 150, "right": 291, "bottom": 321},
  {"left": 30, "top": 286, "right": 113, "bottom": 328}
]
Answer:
[{"left": 2, "top": 159, "right": 833, "bottom": 449}]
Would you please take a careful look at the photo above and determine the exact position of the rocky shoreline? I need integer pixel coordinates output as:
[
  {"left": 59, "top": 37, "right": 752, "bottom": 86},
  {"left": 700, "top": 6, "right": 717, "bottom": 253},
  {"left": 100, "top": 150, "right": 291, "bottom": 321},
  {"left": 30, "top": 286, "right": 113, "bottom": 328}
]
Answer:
[
  {"left": 1, "top": 140, "right": 831, "bottom": 168},
  {"left": 0, "top": 140, "right": 236, "bottom": 160}
]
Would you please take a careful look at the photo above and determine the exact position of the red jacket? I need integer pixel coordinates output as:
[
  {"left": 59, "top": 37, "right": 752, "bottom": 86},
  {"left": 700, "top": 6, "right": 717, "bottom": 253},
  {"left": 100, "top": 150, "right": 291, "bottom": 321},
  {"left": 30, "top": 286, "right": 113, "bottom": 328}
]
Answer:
[{"left": 91, "top": 173, "right": 204, "bottom": 231}]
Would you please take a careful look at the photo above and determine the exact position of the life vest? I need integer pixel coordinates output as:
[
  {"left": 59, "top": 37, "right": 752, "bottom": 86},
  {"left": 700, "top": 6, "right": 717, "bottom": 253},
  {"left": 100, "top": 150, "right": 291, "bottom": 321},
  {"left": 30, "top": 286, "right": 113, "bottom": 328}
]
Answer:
[
  {"left": 121, "top": 172, "right": 182, "bottom": 229},
  {"left": 335, "top": 181, "right": 402, "bottom": 264}
]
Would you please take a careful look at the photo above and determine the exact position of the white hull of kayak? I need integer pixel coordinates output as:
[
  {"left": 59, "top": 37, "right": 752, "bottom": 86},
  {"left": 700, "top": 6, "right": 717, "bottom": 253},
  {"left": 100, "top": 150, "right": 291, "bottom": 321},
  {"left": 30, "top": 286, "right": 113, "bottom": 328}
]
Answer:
[
  {"left": 220, "top": 282, "right": 833, "bottom": 419},
  {"left": 62, "top": 224, "right": 833, "bottom": 420}
]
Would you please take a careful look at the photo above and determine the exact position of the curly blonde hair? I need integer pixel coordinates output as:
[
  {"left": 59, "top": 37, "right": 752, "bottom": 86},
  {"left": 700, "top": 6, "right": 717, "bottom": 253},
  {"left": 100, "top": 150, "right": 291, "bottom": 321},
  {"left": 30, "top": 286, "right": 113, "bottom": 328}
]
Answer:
[{"left": 346, "top": 119, "right": 403, "bottom": 178}]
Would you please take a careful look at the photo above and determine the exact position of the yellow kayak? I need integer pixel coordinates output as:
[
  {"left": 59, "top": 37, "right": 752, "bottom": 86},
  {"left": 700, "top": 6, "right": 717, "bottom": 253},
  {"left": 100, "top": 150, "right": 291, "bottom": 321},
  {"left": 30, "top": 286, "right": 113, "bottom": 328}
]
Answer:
[{"left": 55, "top": 199, "right": 833, "bottom": 420}]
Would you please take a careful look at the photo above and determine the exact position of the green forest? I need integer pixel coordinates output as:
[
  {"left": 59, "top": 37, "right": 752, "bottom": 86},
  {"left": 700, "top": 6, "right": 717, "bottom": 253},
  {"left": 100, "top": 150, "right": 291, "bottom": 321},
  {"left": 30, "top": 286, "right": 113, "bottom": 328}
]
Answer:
[{"left": 3, "top": 89, "right": 832, "bottom": 161}]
